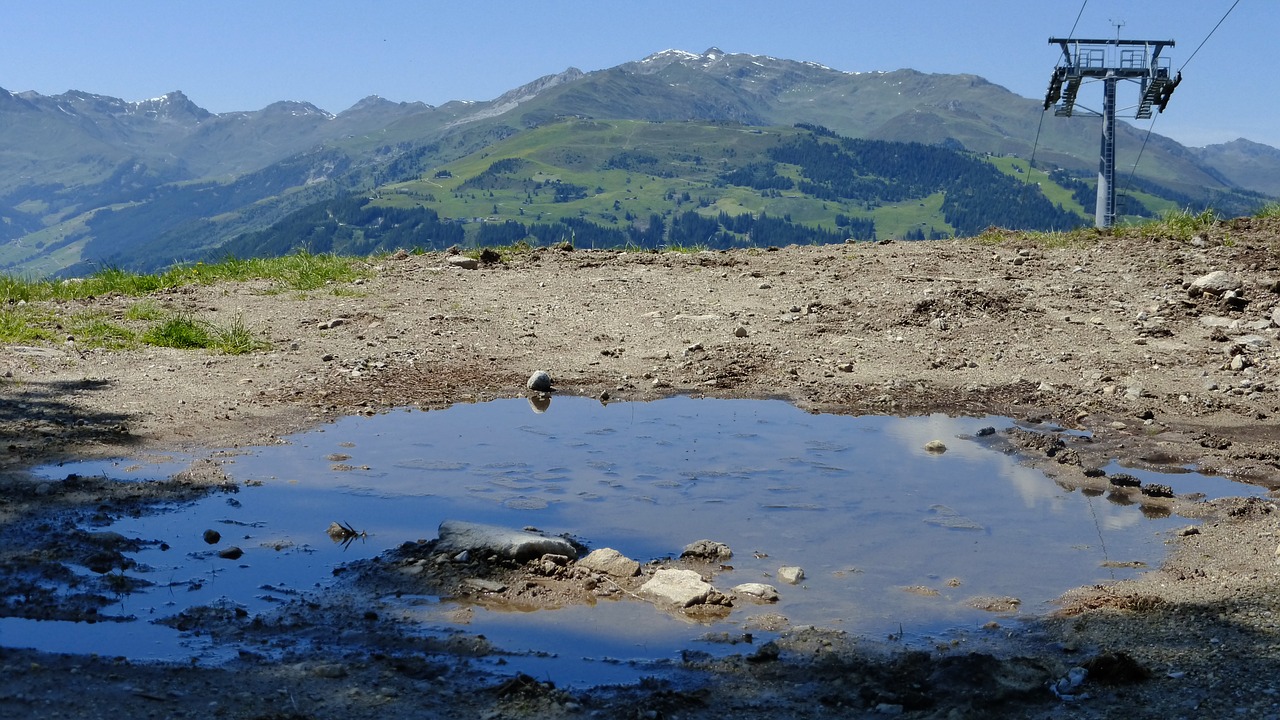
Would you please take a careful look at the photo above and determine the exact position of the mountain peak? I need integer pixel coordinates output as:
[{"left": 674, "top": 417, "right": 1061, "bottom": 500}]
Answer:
[
  {"left": 132, "top": 91, "right": 212, "bottom": 122},
  {"left": 261, "top": 100, "right": 334, "bottom": 119},
  {"left": 341, "top": 94, "right": 433, "bottom": 115}
]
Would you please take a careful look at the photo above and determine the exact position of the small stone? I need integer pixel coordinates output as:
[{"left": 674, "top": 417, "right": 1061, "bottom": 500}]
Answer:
[
  {"left": 924, "top": 440, "right": 947, "bottom": 453},
  {"left": 217, "top": 546, "right": 243, "bottom": 560},
  {"left": 1189, "top": 270, "right": 1242, "bottom": 297},
  {"left": 321, "top": 318, "right": 344, "bottom": 330},
  {"left": 578, "top": 548, "right": 640, "bottom": 578},
  {"left": 526, "top": 370, "right": 553, "bottom": 392},
  {"left": 681, "top": 539, "right": 733, "bottom": 561},
  {"left": 777, "top": 566, "right": 805, "bottom": 585},
  {"left": 447, "top": 256, "right": 479, "bottom": 270},
  {"left": 202, "top": 529, "right": 221, "bottom": 545},
  {"left": 732, "top": 583, "right": 780, "bottom": 603},
  {"left": 640, "top": 569, "right": 714, "bottom": 608},
  {"left": 1108, "top": 473, "right": 1142, "bottom": 487},
  {"left": 734, "top": 326, "right": 749, "bottom": 338},
  {"left": 837, "top": 362, "right": 854, "bottom": 372}
]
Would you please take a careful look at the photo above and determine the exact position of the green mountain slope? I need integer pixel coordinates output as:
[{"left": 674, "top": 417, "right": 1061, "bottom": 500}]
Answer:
[
  {"left": 222, "top": 120, "right": 1087, "bottom": 258},
  {"left": 1, "top": 48, "right": 1275, "bottom": 276}
]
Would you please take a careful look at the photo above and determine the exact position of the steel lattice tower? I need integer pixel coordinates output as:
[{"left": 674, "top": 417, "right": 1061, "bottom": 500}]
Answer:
[{"left": 1044, "top": 37, "right": 1177, "bottom": 228}]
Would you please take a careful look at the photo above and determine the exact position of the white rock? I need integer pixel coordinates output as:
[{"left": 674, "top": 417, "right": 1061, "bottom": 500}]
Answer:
[
  {"left": 924, "top": 440, "right": 947, "bottom": 453},
  {"left": 640, "top": 568, "right": 714, "bottom": 608},
  {"left": 578, "top": 548, "right": 640, "bottom": 577},
  {"left": 777, "top": 566, "right": 805, "bottom": 585},
  {"left": 447, "top": 256, "right": 479, "bottom": 270},
  {"left": 1190, "top": 270, "right": 1242, "bottom": 296},
  {"left": 732, "top": 582, "right": 780, "bottom": 602},
  {"left": 435, "top": 520, "right": 576, "bottom": 561}
]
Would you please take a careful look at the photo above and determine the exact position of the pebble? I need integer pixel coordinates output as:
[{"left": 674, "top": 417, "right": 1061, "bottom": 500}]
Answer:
[
  {"left": 578, "top": 548, "right": 640, "bottom": 578},
  {"left": 1189, "top": 270, "right": 1242, "bottom": 297},
  {"left": 216, "top": 546, "right": 243, "bottom": 560},
  {"left": 202, "top": 529, "right": 221, "bottom": 545},
  {"left": 734, "top": 326, "right": 749, "bottom": 338},
  {"left": 924, "top": 440, "right": 947, "bottom": 453},
  {"left": 447, "top": 256, "right": 479, "bottom": 270},
  {"left": 526, "top": 370, "right": 552, "bottom": 392},
  {"left": 681, "top": 539, "right": 733, "bottom": 561},
  {"left": 732, "top": 583, "right": 780, "bottom": 602}
]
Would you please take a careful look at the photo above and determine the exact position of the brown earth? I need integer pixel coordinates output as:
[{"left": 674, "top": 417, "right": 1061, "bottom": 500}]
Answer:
[{"left": 3, "top": 219, "right": 1280, "bottom": 718}]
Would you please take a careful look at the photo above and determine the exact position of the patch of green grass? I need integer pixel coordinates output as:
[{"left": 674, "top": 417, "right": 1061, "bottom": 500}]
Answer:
[
  {"left": 1256, "top": 202, "right": 1280, "bottom": 219},
  {"left": 0, "top": 251, "right": 370, "bottom": 305},
  {"left": 141, "top": 313, "right": 268, "bottom": 355},
  {"left": 66, "top": 312, "right": 137, "bottom": 350},
  {"left": 1118, "top": 207, "right": 1219, "bottom": 241},
  {"left": 210, "top": 315, "right": 269, "bottom": 355},
  {"left": 142, "top": 314, "right": 212, "bottom": 349},
  {"left": 0, "top": 305, "right": 56, "bottom": 344},
  {"left": 123, "top": 299, "right": 166, "bottom": 321}
]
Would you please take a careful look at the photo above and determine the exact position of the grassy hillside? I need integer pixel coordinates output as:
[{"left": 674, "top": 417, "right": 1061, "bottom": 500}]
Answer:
[{"left": 221, "top": 120, "right": 1090, "bottom": 258}]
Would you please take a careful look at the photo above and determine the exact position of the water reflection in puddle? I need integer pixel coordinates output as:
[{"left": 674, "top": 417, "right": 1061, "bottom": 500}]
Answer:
[{"left": 2, "top": 397, "right": 1259, "bottom": 685}]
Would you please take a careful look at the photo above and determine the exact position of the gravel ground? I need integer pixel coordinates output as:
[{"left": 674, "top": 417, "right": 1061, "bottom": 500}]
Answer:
[{"left": 3, "top": 220, "right": 1280, "bottom": 718}]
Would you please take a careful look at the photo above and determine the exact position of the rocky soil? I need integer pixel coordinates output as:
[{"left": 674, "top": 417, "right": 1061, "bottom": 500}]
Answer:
[{"left": 3, "top": 219, "right": 1280, "bottom": 718}]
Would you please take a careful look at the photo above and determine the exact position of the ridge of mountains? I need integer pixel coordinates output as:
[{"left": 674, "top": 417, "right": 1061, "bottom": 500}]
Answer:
[{"left": 1, "top": 47, "right": 1275, "bottom": 276}]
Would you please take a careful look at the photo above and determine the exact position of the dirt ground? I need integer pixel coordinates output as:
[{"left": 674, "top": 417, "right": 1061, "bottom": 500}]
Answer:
[{"left": 3, "top": 219, "right": 1280, "bottom": 718}]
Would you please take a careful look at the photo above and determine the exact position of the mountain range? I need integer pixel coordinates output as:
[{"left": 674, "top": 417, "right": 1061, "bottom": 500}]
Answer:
[{"left": 1, "top": 47, "right": 1275, "bottom": 276}]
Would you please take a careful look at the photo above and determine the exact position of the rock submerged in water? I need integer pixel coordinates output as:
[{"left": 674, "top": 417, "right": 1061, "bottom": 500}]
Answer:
[
  {"left": 732, "top": 582, "right": 780, "bottom": 603},
  {"left": 435, "top": 520, "right": 577, "bottom": 562},
  {"left": 526, "top": 370, "right": 553, "bottom": 392},
  {"left": 924, "top": 440, "right": 948, "bottom": 453},
  {"left": 777, "top": 566, "right": 805, "bottom": 585},
  {"left": 680, "top": 539, "right": 733, "bottom": 561}
]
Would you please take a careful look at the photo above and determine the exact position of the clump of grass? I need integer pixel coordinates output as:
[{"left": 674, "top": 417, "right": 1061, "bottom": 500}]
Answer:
[
  {"left": 1, "top": 250, "right": 370, "bottom": 305},
  {"left": 1118, "top": 207, "right": 1219, "bottom": 242},
  {"left": 210, "top": 315, "right": 269, "bottom": 355},
  {"left": 1255, "top": 201, "right": 1280, "bottom": 219},
  {"left": 142, "top": 314, "right": 212, "bottom": 349},
  {"left": 123, "top": 299, "right": 166, "bottom": 321},
  {"left": 141, "top": 313, "right": 268, "bottom": 355},
  {"left": 0, "top": 305, "right": 56, "bottom": 344},
  {"left": 66, "top": 312, "right": 137, "bottom": 350}
]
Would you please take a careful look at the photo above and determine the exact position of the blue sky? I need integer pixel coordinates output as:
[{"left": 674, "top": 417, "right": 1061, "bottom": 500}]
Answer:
[{"left": 3, "top": 1, "right": 1272, "bottom": 148}]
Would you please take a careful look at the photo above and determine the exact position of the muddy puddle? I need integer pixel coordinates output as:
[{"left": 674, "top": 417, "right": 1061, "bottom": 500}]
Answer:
[{"left": 2, "top": 397, "right": 1262, "bottom": 686}]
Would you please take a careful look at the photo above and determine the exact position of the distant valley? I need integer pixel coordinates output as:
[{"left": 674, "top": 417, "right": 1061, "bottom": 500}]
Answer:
[{"left": 1, "top": 47, "right": 1275, "bottom": 276}]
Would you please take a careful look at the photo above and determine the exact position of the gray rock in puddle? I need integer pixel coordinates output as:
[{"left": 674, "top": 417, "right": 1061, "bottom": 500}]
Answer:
[
  {"left": 680, "top": 539, "right": 733, "bottom": 561},
  {"left": 777, "top": 566, "right": 805, "bottom": 585},
  {"left": 435, "top": 520, "right": 576, "bottom": 561},
  {"left": 924, "top": 504, "right": 986, "bottom": 531},
  {"left": 640, "top": 568, "right": 715, "bottom": 608},
  {"left": 578, "top": 548, "right": 640, "bottom": 577}
]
